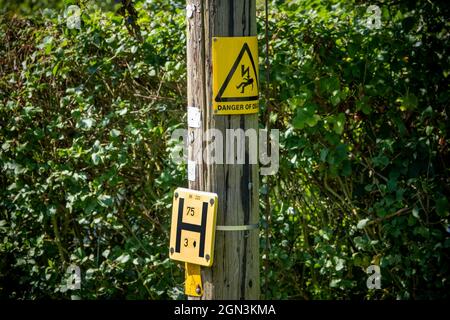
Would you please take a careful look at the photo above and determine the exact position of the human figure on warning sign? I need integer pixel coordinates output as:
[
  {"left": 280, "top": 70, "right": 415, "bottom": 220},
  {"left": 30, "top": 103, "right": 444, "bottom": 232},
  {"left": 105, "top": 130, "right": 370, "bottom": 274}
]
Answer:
[{"left": 236, "top": 64, "right": 254, "bottom": 93}]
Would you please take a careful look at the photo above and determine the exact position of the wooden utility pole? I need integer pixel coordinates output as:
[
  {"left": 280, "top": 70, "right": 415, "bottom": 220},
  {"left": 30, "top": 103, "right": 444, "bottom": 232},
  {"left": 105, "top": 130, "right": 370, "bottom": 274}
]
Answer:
[{"left": 186, "top": 0, "right": 259, "bottom": 299}]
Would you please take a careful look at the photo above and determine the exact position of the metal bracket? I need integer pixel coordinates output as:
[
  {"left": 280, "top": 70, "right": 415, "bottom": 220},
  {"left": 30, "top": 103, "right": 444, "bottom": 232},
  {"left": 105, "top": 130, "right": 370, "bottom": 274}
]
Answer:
[
  {"left": 216, "top": 223, "right": 259, "bottom": 231},
  {"left": 185, "top": 262, "right": 202, "bottom": 297}
]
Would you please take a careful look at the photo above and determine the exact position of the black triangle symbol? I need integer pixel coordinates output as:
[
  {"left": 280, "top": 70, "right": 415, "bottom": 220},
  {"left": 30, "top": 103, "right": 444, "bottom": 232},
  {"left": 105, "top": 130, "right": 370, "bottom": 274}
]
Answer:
[{"left": 215, "top": 42, "right": 259, "bottom": 103}]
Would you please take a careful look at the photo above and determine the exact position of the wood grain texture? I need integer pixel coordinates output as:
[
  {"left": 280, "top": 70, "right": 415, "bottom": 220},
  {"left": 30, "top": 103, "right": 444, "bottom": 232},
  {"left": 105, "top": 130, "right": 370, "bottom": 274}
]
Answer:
[{"left": 186, "top": 0, "right": 259, "bottom": 300}]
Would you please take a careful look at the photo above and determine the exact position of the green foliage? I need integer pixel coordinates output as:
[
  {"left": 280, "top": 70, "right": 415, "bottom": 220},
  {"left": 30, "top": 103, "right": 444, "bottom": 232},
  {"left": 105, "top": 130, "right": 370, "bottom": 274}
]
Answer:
[
  {"left": 1, "top": 0, "right": 449, "bottom": 300},
  {"left": 1, "top": 1, "right": 186, "bottom": 299},
  {"left": 260, "top": 0, "right": 450, "bottom": 299}
]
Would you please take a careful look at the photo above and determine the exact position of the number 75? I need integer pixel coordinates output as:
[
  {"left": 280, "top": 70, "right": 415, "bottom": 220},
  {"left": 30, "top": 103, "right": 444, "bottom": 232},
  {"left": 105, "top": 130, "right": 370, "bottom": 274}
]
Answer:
[{"left": 186, "top": 206, "right": 195, "bottom": 216}]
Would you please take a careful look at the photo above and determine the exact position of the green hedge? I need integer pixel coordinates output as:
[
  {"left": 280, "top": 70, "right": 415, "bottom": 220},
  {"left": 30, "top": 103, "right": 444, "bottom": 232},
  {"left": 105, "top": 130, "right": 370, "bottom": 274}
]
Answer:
[
  {"left": 1, "top": 0, "right": 449, "bottom": 299},
  {"left": 1, "top": 1, "right": 187, "bottom": 299},
  {"left": 260, "top": 0, "right": 450, "bottom": 299}
]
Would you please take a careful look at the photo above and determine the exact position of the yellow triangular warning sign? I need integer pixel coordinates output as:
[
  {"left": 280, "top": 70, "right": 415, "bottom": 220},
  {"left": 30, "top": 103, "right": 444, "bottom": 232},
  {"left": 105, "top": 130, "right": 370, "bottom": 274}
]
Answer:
[
  {"left": 212, "top": 36, "right": 259, "bottom": 115},
  {"left": 215, "top": 43, "right": 259, "bottom": 102}
]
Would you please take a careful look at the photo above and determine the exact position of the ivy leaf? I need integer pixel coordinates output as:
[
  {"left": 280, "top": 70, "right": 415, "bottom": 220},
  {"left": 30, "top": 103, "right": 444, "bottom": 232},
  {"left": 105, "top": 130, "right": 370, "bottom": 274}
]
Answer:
[
  {"left": 102, "top": 249, "right": 111, "bottom": 258},
  {"left": 292, "top": 104, "right": 319, "bottom": 129},
  {"left": 91, "top": 153, "right": 101, "bottom": 165},
  {"left": 412, "top": 207, "right": 420, "bottom": 219},
  {"left": 79, "top": 118, "right": 95, "bottom": 130},
  {"left": 333, "top": 113, "right": 345, "bottom": 135},
  {"left": 357, "top": 218, "right": 370, "bottom": 229},
  {"left": 356, "top": 97, "right": 371, "bottom": 115},
  {"left": 399, "top": 93, "right": 418, "bottom": 111},
  {"left": 436, "top": 197, "right": 449, "bottom": 217},
  {"left": 292, "top": 109, "right": 306, "bottom": 129},
  {"left": 330, "top": 279, "right": 341, "bottom": 288},
  {"left": 335, "top": 258, "right": 345, "bottom": 271},
  {"left": 116, "top": 253, "right": 130, "bottom": 264},
  {"left": 97, "top": 194, "right": 113, "bottom": 207},
  {"left": 110, "top": 129, "right": 121, "bottom": 138}
]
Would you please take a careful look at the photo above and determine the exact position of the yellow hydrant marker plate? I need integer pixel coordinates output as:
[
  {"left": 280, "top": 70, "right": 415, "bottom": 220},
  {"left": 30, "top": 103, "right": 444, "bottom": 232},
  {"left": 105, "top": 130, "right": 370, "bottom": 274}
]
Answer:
[
  {"left": 185, "top": 262, "right": 202, "bottom": 297},
  {"left": 169, "top": 188, "right": 218, "bottom": 267},
  {"left": 212, "top": 36, "right": 259, "bottom": 115}
]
